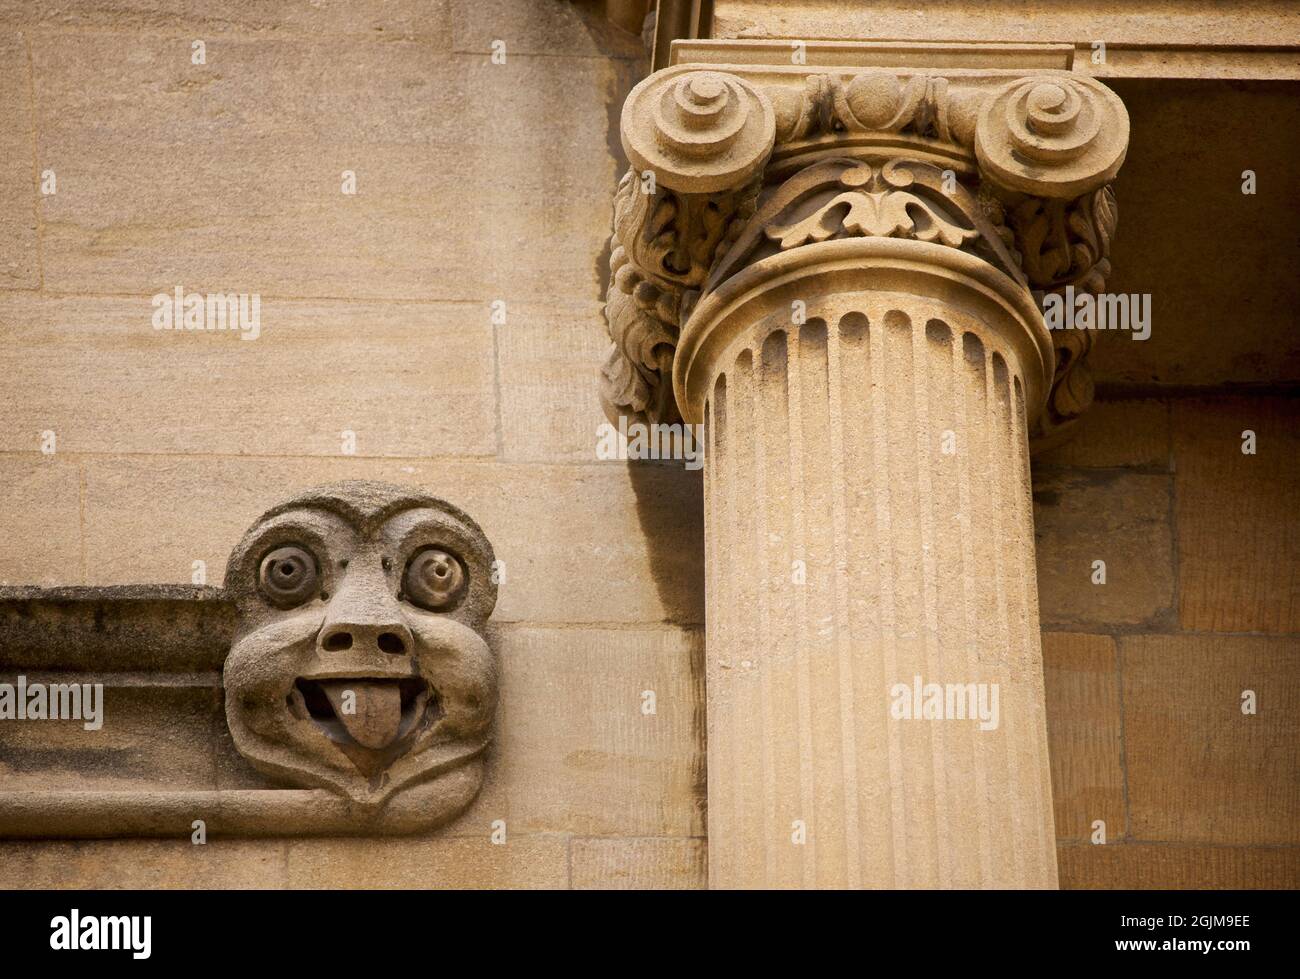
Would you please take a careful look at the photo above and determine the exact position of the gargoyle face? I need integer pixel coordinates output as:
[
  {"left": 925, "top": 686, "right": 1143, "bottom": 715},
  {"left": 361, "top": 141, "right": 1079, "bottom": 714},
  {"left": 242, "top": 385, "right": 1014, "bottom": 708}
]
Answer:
[{"left": 223, "top": 482, "right": 497, "bottom": 808}]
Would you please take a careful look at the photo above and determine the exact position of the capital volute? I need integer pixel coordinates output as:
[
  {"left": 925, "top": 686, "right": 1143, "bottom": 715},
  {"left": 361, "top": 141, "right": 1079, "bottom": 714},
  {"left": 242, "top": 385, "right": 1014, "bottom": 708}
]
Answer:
[{"left": 621, "top": 69, "right": 775, "bottom": 193}]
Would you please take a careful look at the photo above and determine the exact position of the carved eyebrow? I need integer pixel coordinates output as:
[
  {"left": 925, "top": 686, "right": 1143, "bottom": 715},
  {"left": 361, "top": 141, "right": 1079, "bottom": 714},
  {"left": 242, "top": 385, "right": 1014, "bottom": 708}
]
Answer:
[
  {"left": 378, "top": 516, "right": 499, "bottom": 578},
  {"left": 382, "top": 513, "right": 476, "bottom": 548},
  {"left": 259, "top": 492, "right": 471, "bottom": 532},
  {"left": 373, "top": 504, "right": 481, "bottom": 537},
  {"left": 250, "top": 505, "right": 356, "bottom": 533}
]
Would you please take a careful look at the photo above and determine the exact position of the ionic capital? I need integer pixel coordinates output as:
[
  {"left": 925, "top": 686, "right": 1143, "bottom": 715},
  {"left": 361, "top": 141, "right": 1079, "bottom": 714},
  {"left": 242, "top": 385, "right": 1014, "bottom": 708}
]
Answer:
[{"left": 600, "top": 52, "right": 1129, "bottom": 448}]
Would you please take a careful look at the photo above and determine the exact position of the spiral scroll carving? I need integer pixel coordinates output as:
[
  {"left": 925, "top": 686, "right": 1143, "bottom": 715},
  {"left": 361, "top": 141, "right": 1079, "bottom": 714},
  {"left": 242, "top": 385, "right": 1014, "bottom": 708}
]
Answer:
[
  {"left": 975, "top": 75, "right": 1128, "bottom": 199},
  {"left": 622, "top": 70, "right": 776, "bottom": 194}
]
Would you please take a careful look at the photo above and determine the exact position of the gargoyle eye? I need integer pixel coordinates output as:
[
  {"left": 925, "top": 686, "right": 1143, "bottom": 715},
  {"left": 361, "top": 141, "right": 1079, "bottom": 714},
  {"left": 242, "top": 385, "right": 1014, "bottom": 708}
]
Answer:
[
  {"left": 403, "top": 548, "right": 466, "bottom": 612},
  {"left": 258, "top": 545, "right": 320, "bottom": 608}
]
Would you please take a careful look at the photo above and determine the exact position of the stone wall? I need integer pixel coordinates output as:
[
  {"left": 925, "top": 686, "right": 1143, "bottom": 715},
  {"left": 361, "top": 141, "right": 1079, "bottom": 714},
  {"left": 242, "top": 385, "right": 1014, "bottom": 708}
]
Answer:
[
  {"left": 0, "top": 1, "right": 1294, "bottom": 888},
  {"left": 0, "top": 0, "right": 706, "bottom": 889},
  {"left": 1035, "top": 396, "right": 1299, "bottom": 888}
]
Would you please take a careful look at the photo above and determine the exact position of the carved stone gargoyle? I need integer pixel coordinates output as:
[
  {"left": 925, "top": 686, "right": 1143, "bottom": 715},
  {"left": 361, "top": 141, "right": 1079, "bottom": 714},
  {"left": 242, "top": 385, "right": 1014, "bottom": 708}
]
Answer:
[{"left": 0, "top": 481, "right": 499, "bottom": 837}]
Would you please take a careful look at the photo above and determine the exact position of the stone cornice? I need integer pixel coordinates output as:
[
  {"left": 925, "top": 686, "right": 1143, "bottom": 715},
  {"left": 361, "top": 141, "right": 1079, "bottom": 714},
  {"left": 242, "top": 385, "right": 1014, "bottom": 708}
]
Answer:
[
  {"left": 672, "top": 35, "right": 1300, "bottom": 81},
  {"left": 600, "top": 43, "right": 1129, "bottom": 448}
]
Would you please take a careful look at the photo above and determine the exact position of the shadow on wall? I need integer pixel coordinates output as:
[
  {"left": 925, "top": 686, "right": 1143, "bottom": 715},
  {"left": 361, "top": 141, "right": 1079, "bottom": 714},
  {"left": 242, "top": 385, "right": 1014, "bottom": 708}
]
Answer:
[
  {"left": 573, "top": 1, "right": 701, "bottom": 625},
  {"left": 628, "top": 462, "right": 706, "bottom": 625}
]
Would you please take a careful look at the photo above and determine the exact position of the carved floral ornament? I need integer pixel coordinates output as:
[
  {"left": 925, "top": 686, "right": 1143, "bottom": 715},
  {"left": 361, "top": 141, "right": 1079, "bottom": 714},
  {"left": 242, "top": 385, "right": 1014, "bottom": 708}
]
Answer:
[{"left": 601, "top": 63, "right": 1128, "bottom": 447}]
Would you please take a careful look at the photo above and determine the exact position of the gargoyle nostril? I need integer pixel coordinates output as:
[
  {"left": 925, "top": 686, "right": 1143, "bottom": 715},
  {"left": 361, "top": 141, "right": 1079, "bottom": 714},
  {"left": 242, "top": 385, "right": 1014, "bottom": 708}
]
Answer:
[
  {"left": 323, "top": 632, "right": 353, "bottom": 652},
  {"left": 377, "top": 632, "right": 405, "bottom": 655}
]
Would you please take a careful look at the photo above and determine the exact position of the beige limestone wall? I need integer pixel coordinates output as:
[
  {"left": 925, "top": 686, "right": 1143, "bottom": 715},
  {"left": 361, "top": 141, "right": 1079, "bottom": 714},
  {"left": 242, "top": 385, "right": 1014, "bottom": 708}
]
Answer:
[
  {"left": 1034, "top": 395, "right": 1299, "bottom": 889},
  {"left": 0, "top": 1, "right": 1295, "bottom": 889},
  {"left": 0, "top": 0, "right": 707, "bottom": 889}
]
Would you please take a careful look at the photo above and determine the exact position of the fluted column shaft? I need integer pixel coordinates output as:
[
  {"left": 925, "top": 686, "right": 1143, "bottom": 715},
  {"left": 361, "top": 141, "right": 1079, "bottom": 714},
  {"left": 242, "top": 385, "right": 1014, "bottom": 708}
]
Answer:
[{"left": 687, "top": 242, "right": 1057, "bottom": 888}]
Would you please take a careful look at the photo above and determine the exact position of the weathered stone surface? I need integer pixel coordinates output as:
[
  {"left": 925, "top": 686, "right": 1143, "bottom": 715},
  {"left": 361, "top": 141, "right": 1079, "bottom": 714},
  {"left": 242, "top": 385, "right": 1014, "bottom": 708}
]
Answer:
[
  {"left": 497, "top": 625, "right": 705, "bottom": 837},
  {"left": 1041, "top": 633, "right": 1125, "bottom": 842},
  {"left": 1059, "top": 843, "right": 1300, "bottom": 890},
  {"left": 0, "top": 484, "right": 507, "bottom": 838},
  {"left": 601, "top": 54, "right": 1125, "bottom": 435},
  {"left": 77, "top": 456, "right": 704, "bottom": 625},
  {"left": 31, "top": 33, "right": 623, "bottom": 303},
  {"left": 452, "top": 0, "right": 645, "bottom": 59},
  {"left": 495, "top": 301, "right": 615, "bottom": 462},
  {"left": 1, "top": 0, "right": 451, "bottom": 39},
  {"left": 0, "top": 685, "right": 222, "bottom": 792},
  {"left": 1033, "top": 470, "right": 1174, "bottom": 628},
  {"left": 435, "top": 715, "right": 510, "bottom": 836},
  {"left": 0, "top": 839, "right": 288, "bottom": 889},
  {"left": 601, "top": 38, "right": 1140, "bottom": 889},
  {"left": 0, "top": 35, "right": 37, "bottom": 290},
  {"left": 1122, "top": 634, "right": 1299, "bottom": 845},
  {"left": 212, "top": 705, "right": 280, "bottom": 791},
  {"left": 284, "top": 835, "right": 568, "bottom": 888},
  {"left": 1173, "top": 397, "right": 1299, "bottom": 634},
  {"left": 221, "top": 482, "right": 501, "bottom": 823},
  {"left": 712, "top": 1, "right": 1300, "bottom": 57},
  {"left": 1033, "top": 399, "right": 1169, "bottom": 470},
  {"left": 0, "top": 586, "right": 231, "bottom": 671},
  {"left": 1094, "top": 80, "right": 1300, "bottom": 385},
  {"left": 0, "top": 458, "right": 82, "bottom": 586},
  {"left": 697, "top": 301, "right": 1057, "bottom": 889},
  {"left": 0, "top": 295, "right": 498, "bottom": 458},
  {"left": 0, "top": 811, "right": 569, "bottom": 889},
  {"left": 2, "top": 0, "right": 1293, "bottom": 892},
  {"left": 571, "top": 837, "right": 706, "bottom": 889}
]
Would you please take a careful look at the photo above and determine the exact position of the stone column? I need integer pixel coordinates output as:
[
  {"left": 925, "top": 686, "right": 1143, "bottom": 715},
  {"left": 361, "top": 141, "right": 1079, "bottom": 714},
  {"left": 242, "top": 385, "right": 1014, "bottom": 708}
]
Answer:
[
  {"left": 600, "top": 45, "right": 1129, "bottom": 888},
  {"left": 686, "top": 235, "right": 1057, "bottom": 888}
]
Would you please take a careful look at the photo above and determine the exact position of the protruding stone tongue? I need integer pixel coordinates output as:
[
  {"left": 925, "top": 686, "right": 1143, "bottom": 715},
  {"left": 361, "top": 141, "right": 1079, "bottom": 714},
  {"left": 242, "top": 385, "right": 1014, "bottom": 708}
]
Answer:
[{"left": 320, "top": 680, "right": 403, "bottom": 749}]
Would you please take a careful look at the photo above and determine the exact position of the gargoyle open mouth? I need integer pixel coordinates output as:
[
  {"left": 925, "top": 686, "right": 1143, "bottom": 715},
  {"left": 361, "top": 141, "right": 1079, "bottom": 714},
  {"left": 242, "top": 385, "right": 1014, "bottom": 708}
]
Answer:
[{"left": 290, "top": 677, "right": 437, "bottom": 757}]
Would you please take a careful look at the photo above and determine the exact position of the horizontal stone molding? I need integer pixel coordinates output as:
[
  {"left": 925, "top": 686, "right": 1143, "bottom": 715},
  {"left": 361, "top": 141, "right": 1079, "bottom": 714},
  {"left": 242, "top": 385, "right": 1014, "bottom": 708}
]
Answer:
[
  {"left": 0, "top": 586, "right": 233, "bottom": 672},
  {"left": 671, "top": 37, "right": 1300, "bottom": 81},
  {"left": 0, "top": 773, "right": 482, "bottom": 839}
]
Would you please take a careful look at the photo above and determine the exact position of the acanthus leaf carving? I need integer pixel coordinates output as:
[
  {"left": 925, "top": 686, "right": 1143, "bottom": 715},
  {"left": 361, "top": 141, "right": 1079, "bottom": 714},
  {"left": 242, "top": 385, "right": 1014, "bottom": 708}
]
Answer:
[
  {"left": 766, "top": 166, "right": 978, "bottom": 250},
  {"left": 1015, "top": 186, "right": 1119, "bottom": 448},
  {"left": 600, "top": 168, "right": 757, "bottom": 427},
  {"left": 601, "top": 242, "right": 683, "bottom": 428},
  {"left": 1011, "top": 185, "right": 1117, "bottom": 293},
  {"left": 1036, "top": 327, "right": 1097, "bottom": 445},
  {"left": 707, "top": 158, "right": 1023, "bottom": 296}
]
